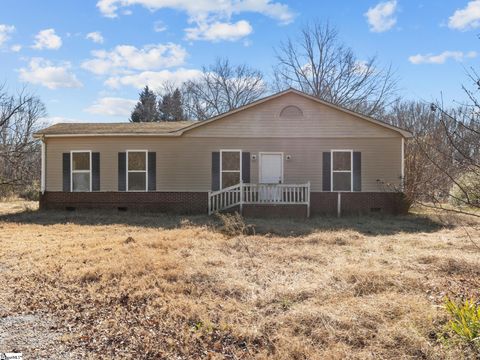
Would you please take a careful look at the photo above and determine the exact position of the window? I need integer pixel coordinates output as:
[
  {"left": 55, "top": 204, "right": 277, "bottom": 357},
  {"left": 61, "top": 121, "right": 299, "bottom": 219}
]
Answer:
[
  {"left": 71, "top": 151, "right": 91, "bottom": 192},
  {"left": 220, "top": 150, "right": 242, "bottom": 188},
  {"left": 331, "top": 150, "right": 352, "bottom": 192},
  {"left": 127, "top": 150, "right": 148, "bottom": 191},
  {"left": 279, "top": 105, "right": 303, "bottom": 118}
]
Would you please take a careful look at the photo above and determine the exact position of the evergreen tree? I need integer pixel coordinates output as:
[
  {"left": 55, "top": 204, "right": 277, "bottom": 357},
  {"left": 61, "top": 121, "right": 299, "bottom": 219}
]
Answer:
[
  {"left": 130, "top": 86, "right": 160, "bottom": 122},
  {"left": 159, "top": 88, "right": 184, "bottom": 121}
]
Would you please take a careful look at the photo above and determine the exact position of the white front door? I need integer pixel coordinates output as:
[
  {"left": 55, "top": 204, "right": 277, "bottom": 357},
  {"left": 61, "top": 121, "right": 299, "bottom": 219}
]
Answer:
[{"left": 259, "top": 153, "right": 283, "bottom": 184}]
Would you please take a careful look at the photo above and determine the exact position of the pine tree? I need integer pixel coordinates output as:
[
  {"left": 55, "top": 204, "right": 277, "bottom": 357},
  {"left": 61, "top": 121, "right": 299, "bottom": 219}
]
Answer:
[
  {"left": 130, "top": 86, "right": 160, "bottom": 122},
  {"left": 159, "top": 88, "right": 184, "bottom": 121},
  {"left": 171, "top": 88, "right": 184, "bottom": 121}
]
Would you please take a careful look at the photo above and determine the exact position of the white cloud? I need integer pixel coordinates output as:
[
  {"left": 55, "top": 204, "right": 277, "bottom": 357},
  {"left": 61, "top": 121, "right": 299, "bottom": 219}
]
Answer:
[
  {"left": 448, "top": 0, "right": 480, "bottom": 30},
  {"left": 185, "top": 20, "right": 252, "bottom": 41},
  {"left": 33, "top": 28, "right": 62, "bottom": 50},
  {"left": 408, "top": 51, "right": 477, "bottom": 64},
  {"left": 19, "top": 58, "right": 83, "bottom": 89},
  {"left": 96, "top": 0, "right": 294, "bottom": 22},
  {"left": 105, "top": 68, "right": 203, "bottom": 89},
  {"left": 81, "top": 43, "right": 187, "bottom": 75},
  {"left": 85, "top": 97, "right": 136, "bottom": 117},
  {"left": 365, "top": 0, "right": 398, "bottom": 32},
  {"left": 153, "top": 20, "right": 167, "bottom": 32},
  {"left": 10, "top": 44, "right": 22, "bottom": 52},
  {"left": 86, "top": 31, "right": 104, "bottom": 44},
  {"left": 96, "top": 0, "right": 294, "bottom": 41},
  {"left": 0, "top": 24, "right": 15, "bottom": 46}
]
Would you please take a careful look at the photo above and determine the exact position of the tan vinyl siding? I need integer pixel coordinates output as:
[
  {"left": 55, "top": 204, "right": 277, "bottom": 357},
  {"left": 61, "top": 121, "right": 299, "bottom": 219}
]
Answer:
[
  {"left": 45, "top": 137, "right": 402, "bottom": 192},
  {"left": 184, "top": 92, "right": 401, "bottom": 138}
]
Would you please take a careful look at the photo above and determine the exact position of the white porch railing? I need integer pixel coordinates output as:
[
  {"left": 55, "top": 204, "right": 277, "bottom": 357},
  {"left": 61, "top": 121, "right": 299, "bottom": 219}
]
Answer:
[{"left": 208, "top": 182, "right": 310, "bottom": 217}]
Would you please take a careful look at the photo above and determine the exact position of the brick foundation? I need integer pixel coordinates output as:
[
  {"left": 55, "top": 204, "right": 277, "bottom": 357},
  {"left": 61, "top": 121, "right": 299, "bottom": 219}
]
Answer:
[
  {"left": 39, "top": 191, "right": 407, "bottom": 216},
  {"left": 40, "top": 191, "right": 208, "bottom": 214},
  {"left": 242, "top": 204, "right": 308, "bottom": 218}
]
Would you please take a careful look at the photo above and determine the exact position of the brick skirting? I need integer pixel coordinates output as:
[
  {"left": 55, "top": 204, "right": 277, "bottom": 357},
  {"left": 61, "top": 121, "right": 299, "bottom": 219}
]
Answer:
[
  {"left": 40, "top": 191, "right": 208, "bottom": 214},
  {"left": 39, "top": 191, "right": 408, "bottom": 216}
]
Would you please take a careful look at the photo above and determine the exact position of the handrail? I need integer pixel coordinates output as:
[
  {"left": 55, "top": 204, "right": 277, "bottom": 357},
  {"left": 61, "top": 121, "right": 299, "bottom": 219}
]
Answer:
[{"left": 208, "top": 182, "right": 311, "bottom": 216}]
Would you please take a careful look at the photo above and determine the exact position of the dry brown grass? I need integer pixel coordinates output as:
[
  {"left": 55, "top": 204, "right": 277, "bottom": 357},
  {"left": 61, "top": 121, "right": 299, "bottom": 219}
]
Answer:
[{"left": 0, "top": 202, "right": 479, "bottom": 359}]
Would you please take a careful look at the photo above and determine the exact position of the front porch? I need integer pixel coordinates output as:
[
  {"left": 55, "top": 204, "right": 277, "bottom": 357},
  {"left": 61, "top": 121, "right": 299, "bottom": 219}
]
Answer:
[{"left": 208, "top": 182, "right": 311, "bottom": 217}]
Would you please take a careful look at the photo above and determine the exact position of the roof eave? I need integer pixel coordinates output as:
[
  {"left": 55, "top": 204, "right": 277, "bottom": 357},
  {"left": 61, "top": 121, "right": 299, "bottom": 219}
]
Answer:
[{"left": 36, "top": 132, "right": 182, "bottom": 138}]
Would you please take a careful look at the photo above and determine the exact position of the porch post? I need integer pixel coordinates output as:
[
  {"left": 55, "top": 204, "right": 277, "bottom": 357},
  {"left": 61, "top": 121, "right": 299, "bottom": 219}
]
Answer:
[
  {"left": 208, "top": 191, "right": 211, "bottom": 215},
  {"left": 337, "top": 192, "right": 341, "bottom": 218},
  {"left": 239, "top": 180, "right": 243, "bottom": 215},
  {"left": 307, "top": 181, "right": 310, "bottom": 218}
]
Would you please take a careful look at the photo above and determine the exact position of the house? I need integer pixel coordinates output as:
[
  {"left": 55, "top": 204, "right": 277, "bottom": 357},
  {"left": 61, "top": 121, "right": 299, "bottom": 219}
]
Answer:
[{"left": 34, "top": 89, "right": 412, "bottom": 217}]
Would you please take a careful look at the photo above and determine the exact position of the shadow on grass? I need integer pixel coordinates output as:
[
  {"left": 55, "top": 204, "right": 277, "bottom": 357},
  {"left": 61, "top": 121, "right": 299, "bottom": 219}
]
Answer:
[{"left": 0, "top": 207, "right": 447, "bottom": 236}]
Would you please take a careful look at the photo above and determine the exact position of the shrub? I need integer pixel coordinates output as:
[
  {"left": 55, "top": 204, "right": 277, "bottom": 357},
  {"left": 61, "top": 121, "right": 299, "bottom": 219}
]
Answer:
[
  {"left": 449, "top": 172, "right": 480, "bottom": 207},
  {"left": 19, "top": 181, "right": 40, "bottom": 201},
  {"left": 444, "top": 297, "right": 480, "bottom": 349},
  {"left": 215, "top": 212, "right": 255, "bottom": 237}
]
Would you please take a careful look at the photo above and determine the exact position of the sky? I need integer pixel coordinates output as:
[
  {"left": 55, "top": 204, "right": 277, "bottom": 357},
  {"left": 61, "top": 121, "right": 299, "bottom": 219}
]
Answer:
[{"left": 0, "top": 0, "right": 479, "bottom": 123}]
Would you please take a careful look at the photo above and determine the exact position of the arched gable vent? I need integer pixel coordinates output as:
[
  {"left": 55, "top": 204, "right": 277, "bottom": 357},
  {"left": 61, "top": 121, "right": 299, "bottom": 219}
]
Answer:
[{"left": 280, "top": 105, "right": 303, "bottom": 118}]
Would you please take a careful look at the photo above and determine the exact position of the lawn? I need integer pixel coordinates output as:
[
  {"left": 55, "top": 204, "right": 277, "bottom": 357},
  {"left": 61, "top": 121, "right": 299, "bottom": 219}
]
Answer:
[{"left": 0, "top": 201, "right": 479, "bottom": 359}]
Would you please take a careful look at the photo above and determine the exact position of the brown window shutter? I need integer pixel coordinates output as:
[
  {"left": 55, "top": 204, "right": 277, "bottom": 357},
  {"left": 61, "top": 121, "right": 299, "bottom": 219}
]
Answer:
[
  {"left": 118, "top": 152, "right": 126, "bottom": 191},
  {"left": 353, "top": 152, "right": 361, "bottom": 191},
  {"left": 322, "top": 152, "right": 331, "bottom": 191},
  {"left": 92, "top": 152, "right": 100, "bottom": 191},
  {"left": 242, "top": 152, "right": 250, "bottom": 183},
  {"left": 63, "top": 153, "right": 71, "bottom": 192},
  {"left": 148, "top": 152, "right": 156, "bottom": 191},
  {"left": 211, "top": 152, "right": 220, "bottom": 191}
]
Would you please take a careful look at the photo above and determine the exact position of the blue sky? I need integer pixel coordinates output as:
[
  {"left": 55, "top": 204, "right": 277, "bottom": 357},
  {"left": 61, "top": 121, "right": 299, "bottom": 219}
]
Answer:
[{"left": 0, "top": 0, "right": 479, "bottom": 123}]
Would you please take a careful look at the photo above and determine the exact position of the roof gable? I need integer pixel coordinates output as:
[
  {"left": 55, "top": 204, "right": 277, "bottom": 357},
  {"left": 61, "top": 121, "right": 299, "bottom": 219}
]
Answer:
[{"left": 182, "top": 90, "right": 411, "bottom": 138}]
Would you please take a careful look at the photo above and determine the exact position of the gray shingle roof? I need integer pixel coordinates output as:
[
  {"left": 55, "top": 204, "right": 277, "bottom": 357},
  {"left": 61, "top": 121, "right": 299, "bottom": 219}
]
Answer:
[{"left": 35, "top": 121, "right": 196, "bottom": 136}]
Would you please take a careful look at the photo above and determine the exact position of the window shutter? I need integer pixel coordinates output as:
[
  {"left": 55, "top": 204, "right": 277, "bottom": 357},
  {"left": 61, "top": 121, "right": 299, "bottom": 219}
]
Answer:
[
  {"left": 148, "top": 152, "right": 156, "bottom": 191},
  {"left": 92, "top": 152, "right": 100, "bottom": 191},
  {"left": 353, "top": 152, "right": 362, "bottom": 192},
  {"left": 242, "top": 152, "right": 250, "bottom": 183},
  {"left": 211, "top": 152, "right": 220, "bottom": 191},
  {"left": 118, "top": 152, "right": 126, "bottom": 191},
  {"left": 62, "top": 153, "right": 71, "bottom": 192},
  {"left": 322, "top": 152, "right": 331, "bottom": 191}
]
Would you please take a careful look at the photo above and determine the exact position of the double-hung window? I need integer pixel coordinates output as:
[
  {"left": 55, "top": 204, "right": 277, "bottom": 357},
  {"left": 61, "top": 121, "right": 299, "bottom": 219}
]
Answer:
[
  {"left": 71, "top": 151, "right": 91, "bottom": 192},
  {"left": 331, "top": 150, "right": 353, "bottom": 192},
  {"left": 127, "top": 150, "right": 148, "bottom": 191},
  {"left": 220, "top": 150, "right": 242, "bottom": 189}
]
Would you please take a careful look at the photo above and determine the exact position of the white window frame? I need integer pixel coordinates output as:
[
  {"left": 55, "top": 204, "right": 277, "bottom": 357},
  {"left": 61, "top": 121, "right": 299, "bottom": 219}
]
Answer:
[
  {"left": 220, "top": 149, "right": 242, "bottom": 189},
  {"left": 70, "top": 150, "right": 92, "bottom": 192},
  {"left": 331, "top": 150, "right": 353, "bottom": 192},
  {"left": 126, "top": 150, "right": 148, "bottom": 192}
]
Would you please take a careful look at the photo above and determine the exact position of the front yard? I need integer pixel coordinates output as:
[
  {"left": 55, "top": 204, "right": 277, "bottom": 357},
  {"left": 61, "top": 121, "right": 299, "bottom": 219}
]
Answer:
[{"left": 0, "top": 201, "right": 479, "bottom": 359}]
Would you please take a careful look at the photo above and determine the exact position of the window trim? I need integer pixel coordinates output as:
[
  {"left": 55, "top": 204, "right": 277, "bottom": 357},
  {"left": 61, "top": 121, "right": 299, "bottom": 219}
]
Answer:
[
  {"left": 126, "top": 150, "right": 148, "bottom": 192},
  {"left": 70, "top": 150, "right": 92, "bottom": 192},
  {"left": 330, "top": 150, "right": 353, "bottom": 192},
  {"left": 220, "top": 149, "right": 242, "bottom": 189}
]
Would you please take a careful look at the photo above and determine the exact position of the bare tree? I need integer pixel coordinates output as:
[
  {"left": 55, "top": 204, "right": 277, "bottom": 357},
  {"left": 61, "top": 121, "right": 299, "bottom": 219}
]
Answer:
[
  {"left": 274, "top": 22, "right": 397, "bottom": 117},
  {"left": 183, "top": 58, "right": 266, "bottom": 120},
  {"left": 0, "top": 85, "right": 46, "bottom": 197},
  {"left": 381, "top": 72, "right": 479, "bottom": 220}
]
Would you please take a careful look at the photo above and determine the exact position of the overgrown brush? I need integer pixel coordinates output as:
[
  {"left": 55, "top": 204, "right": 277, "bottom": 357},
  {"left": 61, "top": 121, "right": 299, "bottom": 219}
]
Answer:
[
  {"left": 444, "top": 297, "right": 480, "bottom": 349},
  {"left": 215, "top": 212, "right": 255, "bottom": 237},
  {"left": 19, "top": 181, "right": 40, "bottom": 201}
]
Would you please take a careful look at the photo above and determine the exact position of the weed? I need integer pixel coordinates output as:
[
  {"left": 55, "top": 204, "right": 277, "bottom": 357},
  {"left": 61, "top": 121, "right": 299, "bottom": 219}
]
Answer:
[{"left": 444, "top": 297, "right": 480, "bottom": 349}]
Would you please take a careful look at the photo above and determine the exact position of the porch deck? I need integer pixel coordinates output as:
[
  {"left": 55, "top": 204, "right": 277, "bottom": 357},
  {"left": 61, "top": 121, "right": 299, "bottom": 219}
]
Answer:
[{"left": 208, "top": 182, "right": 311, "bottom": 217}]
